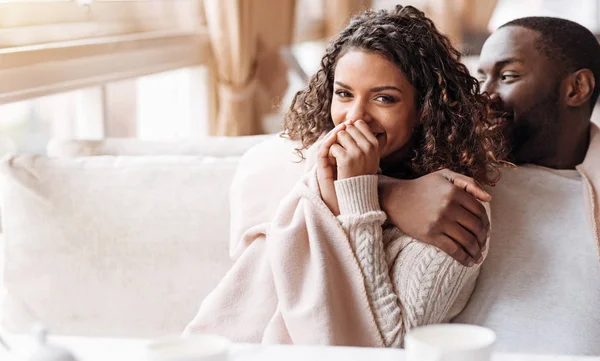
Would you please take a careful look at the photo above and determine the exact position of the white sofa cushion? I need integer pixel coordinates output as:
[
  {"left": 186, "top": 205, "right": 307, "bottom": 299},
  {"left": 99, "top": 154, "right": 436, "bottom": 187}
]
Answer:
[{"left": 0, "top": 154, "right": 237, "bottom": 338}]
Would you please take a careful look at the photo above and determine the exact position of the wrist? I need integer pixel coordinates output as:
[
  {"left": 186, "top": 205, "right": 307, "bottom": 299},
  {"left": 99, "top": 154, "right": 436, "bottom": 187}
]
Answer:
[
  {"left": 334, "top": 175, "right": 380, "bottom": 215},
  {"left": 337, "top": 166, "right": 379, "bottom": 181},
  {"left": 378, "top": 175, "right": 408, "bottom": 214}
]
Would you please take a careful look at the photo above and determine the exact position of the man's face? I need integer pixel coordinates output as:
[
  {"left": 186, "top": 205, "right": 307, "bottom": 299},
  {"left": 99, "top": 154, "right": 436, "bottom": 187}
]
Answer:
[{"left": 477, "top": 26, "right": 565, "bottom": 164}]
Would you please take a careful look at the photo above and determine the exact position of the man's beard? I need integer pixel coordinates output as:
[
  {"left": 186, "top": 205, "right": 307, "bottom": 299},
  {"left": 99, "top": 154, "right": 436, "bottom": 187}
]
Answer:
[{"left": 495, "top": 88, "right": 561, "bottom": 164}]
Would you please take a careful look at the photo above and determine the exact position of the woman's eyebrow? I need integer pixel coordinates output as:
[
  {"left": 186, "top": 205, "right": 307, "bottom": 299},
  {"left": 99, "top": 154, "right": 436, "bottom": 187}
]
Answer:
[
  {"left": 334, "top": 81, "right": 352, "bottom": 89},
  {"left": 334, "top": 82, "right": 402, "bottom": 93},
  {"left": 371, "top": 86, "right": 402, "bottom": 93}
]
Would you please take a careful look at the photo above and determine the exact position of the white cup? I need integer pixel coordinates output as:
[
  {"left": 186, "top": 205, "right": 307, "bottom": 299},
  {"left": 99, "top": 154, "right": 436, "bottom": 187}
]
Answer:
[
  {"left": 145, "top": 334, "right": 231, "bottom": 361},
  {"left": 404, "top": 324, "right": 496, "bottom": 361}
]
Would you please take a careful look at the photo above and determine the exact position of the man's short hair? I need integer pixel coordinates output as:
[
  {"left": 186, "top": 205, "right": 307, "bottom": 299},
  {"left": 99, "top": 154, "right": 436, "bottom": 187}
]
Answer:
[{"left": 501, "top": 17, "right": 600, "bottom": 106}]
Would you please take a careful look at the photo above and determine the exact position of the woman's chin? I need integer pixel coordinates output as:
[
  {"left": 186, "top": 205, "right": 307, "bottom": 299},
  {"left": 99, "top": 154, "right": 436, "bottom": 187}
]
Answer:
[{"left": 381, "top": 142, "right": 413, "bottom": 164}]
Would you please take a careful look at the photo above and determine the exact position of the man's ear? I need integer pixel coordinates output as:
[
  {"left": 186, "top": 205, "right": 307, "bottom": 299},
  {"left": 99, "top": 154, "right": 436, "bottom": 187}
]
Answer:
[{"left": 565, "top": 69, "right": 595, "bottom": 107}]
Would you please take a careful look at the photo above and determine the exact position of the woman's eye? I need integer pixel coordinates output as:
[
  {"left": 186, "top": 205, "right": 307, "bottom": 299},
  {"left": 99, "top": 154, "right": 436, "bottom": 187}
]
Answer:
[
  {"left": 375, "top": 95, "right": 397, "bottom": 104},
  {"left": 335, "top": 90, "right": 352, "bottom": 98}
]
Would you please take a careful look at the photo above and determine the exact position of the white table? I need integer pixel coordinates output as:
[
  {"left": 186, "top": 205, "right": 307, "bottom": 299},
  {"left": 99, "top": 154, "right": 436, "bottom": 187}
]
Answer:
[{"left": 1, "top": 335, "right": 599, "bottom": 361}]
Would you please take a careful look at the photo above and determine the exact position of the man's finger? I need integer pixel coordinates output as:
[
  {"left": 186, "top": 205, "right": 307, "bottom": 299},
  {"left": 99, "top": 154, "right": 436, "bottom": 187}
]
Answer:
[
  {"left": 455, "top": 189, "right": 491, "bottom": 243},
  {"left": 452, "top": 202, "right": 488, "bottom": 247},
  {"left": 444, "top": 221, "right": 482, "bottom": 262},
  {"left": 437, "top": 235, "right": 475, "bottom": 267},
  {"left": 441, "top": 169, "right": 492, "bottom": 202}
]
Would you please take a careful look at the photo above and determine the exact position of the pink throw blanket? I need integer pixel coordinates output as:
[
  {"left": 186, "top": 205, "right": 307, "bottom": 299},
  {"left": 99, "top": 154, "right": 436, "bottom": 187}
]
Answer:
[{"left": 184, "top": 137, "right": 386, "bottom": 345}]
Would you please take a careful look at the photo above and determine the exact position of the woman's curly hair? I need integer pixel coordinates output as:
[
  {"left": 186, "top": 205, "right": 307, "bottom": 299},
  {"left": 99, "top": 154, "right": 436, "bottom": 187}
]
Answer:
[{"left": 282, "top": 5, "right": 505, "bottom": 185}]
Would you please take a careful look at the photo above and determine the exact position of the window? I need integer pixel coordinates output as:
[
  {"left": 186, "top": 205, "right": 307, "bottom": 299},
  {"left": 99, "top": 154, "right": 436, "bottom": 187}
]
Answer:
[
  {"left": 0, "top": 0, "right": 204, "bottom": 48},
  {"left": 0, "top": 0, "right": 211, "bottom": 156},
  {"left": 0, "top": 0, "right": 208, "bottom": 104},
  {"left": 136, "top": 66, "right": 211, "bottom": 140},
  {"left": 0, "top": 90, "right": 82, "bottom": 155}
]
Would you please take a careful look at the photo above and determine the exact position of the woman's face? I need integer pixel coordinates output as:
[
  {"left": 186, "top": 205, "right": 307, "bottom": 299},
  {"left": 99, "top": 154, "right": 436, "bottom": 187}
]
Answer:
[{"left": 330, "top": 50, "right": 419, "bottom": 159}]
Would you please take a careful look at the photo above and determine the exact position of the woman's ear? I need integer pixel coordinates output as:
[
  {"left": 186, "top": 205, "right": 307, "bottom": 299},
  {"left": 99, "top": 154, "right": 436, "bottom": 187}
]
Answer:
[{"left": 566, "top": 69, "right": 595, "bottom": 108}]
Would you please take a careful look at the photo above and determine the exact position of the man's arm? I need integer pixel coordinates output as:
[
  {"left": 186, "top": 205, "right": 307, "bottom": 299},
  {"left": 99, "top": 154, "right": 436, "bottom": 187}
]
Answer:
[{"left": 379, "top": 169, "right": 491, "bottom": 267}]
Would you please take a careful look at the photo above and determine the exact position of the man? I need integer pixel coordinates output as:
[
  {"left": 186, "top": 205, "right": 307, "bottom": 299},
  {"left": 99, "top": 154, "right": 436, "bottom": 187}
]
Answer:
[
  {"left": 388, "top": 17, "right": 600, "bottom": 355},
  {"left": 452, "top": 17, "right": 600, "bottom": 355}
]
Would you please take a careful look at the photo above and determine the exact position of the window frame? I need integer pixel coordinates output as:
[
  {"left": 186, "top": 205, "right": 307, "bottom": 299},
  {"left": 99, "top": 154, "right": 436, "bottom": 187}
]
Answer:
[{"left": 0, "top": 0, "right": 210, "bottom": 104}]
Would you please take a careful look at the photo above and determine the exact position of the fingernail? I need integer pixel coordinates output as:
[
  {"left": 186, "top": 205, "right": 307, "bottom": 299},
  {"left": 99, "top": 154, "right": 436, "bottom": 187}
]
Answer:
[
  {"left": 467, "top": 261, "right": 474, "bottom": 267},
  {"left": 477, "top": 255, "right": 484, "bottom": 263}
]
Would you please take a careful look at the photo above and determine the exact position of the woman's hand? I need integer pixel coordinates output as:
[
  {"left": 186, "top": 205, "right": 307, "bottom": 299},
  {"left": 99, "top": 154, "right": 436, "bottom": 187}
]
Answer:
[
  {"left": 330, "top": 119, "right": 380, "bottom": 180},
  {"left": 317, "top": 122, "right": 347, "bottom": 216}
]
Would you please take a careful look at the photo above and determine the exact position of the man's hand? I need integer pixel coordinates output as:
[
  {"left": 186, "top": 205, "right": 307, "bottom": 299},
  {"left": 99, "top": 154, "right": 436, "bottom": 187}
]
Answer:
[{"left": 379, "top": 169, "right": 491, "bottom": 267}]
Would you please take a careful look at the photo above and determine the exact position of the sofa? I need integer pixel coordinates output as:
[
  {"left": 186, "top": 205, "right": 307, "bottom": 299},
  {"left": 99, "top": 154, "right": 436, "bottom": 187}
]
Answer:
[{"left": 0, "top": 135, "right": 273, "bottom": 338}]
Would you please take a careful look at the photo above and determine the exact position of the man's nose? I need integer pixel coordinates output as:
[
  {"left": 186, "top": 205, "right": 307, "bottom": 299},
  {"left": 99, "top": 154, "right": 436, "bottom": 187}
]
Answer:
[
  {"left": 480, "top": 79, "right": 496, "bottom": 96},
  {"left": 487, "top": 92, "right": 501, "bottom": 105}
]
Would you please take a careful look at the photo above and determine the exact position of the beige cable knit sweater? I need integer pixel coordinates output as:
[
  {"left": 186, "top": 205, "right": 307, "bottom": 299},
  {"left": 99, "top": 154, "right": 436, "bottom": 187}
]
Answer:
[
  {"left": 335, "top": 175, "right": 488, "bottom": 347},
  {"left": 185, "top": 136, "right": 490, "bottom": 346}
]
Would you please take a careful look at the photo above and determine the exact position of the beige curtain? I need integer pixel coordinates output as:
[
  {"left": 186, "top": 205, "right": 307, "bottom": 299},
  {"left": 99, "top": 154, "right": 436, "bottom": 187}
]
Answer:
[
  {"left": 324, "top": 0, "right": 372, "bottom": 38},
  {"left": 462, "top": 0, "right": 498, "bottom": 33},
  {"left": 203, "top": 0, "right": 296, "bottom": 136},
  {"left": 424, "top": 0, "right": 498, "bottom": 47}
]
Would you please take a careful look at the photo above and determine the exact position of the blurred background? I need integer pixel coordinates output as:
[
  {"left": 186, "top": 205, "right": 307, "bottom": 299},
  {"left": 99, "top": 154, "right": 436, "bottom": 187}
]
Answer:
[{"left": 1, "top": 0, "right": 599, "bottom": 157}]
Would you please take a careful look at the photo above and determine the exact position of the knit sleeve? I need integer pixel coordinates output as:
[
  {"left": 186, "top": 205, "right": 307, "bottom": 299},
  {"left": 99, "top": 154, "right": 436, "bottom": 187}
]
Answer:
[{"left": 334, "top": 175, "right": 486, "bottom": 348}]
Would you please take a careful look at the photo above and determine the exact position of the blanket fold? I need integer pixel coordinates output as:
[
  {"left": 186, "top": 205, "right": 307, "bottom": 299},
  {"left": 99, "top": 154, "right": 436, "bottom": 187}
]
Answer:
[{"left": 184, "top": 166, "right": 384, "bottom": 346}]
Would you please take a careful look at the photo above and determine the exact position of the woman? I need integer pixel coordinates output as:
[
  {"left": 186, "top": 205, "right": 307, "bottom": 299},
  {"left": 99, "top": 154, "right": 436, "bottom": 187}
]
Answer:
[{"left": 185, "top": 5, "right": 504, "bottom": 347}]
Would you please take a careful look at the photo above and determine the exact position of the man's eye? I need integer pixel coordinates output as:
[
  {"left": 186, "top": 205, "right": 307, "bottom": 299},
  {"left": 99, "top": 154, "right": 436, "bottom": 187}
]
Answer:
[
  {"left": 501, "top": 73, "right": 519, "bottom": 81},
  {"left": 335, "top": 90, "right": 352, "bottom": 98}
]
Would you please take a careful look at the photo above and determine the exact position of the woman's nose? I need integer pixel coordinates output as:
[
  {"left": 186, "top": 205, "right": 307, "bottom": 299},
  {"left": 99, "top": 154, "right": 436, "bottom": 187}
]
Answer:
[{"left": 345, "top": 101, "right": 369, "bottom": 122}]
